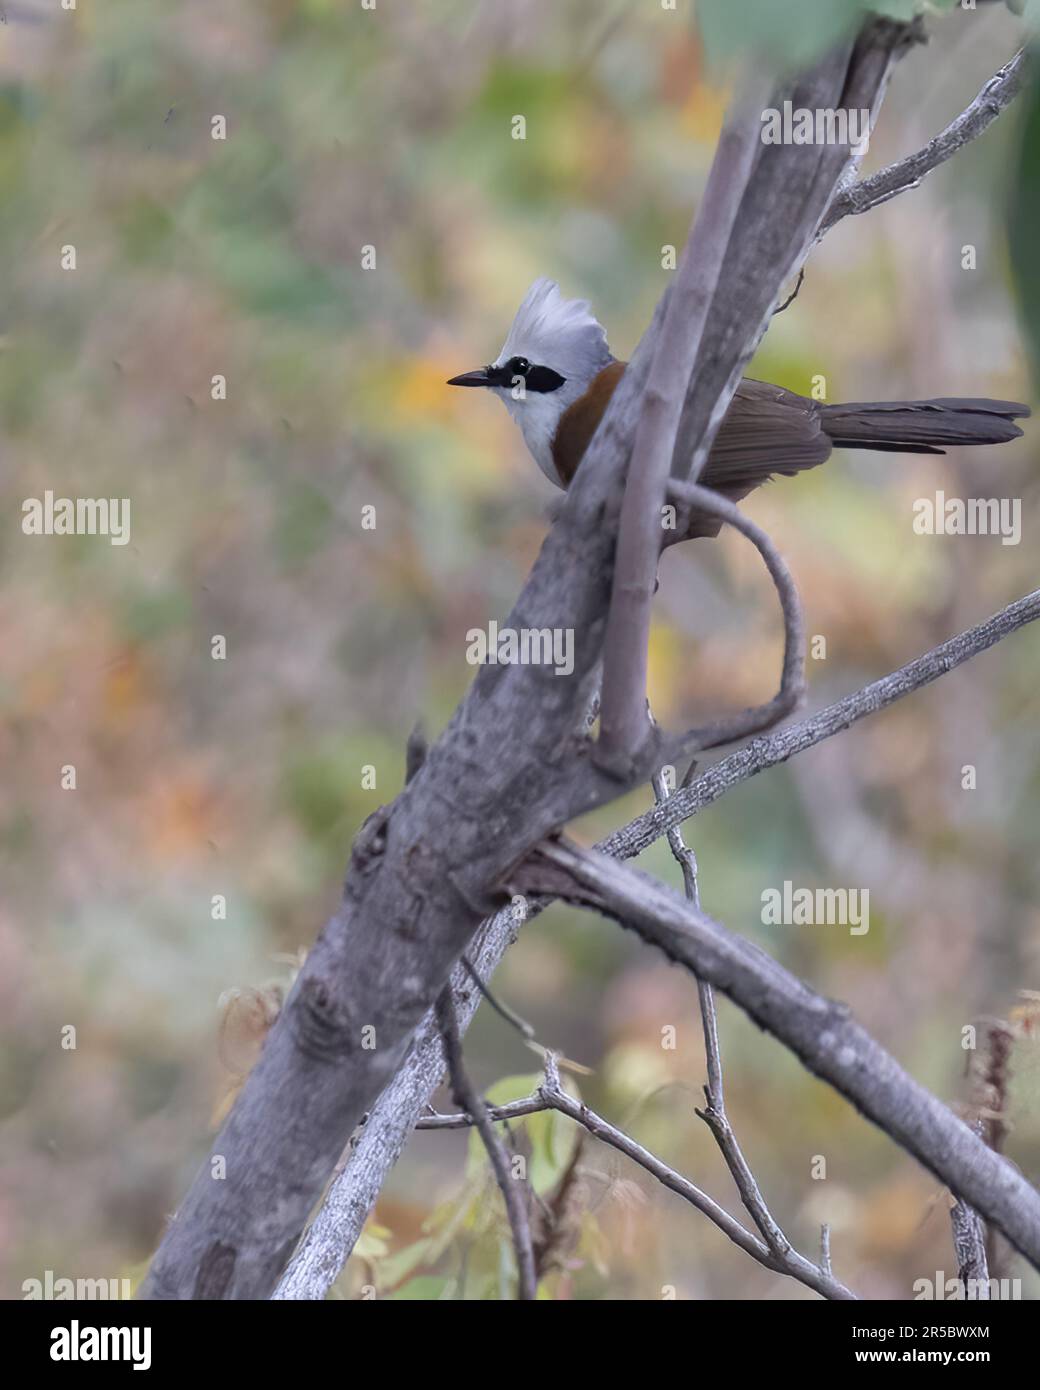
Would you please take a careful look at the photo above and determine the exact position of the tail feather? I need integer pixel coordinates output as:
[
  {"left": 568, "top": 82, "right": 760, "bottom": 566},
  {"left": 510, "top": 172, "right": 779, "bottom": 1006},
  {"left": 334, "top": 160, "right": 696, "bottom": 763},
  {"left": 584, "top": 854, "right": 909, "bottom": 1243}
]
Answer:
[{"left": 821, "top": 398, "right": 1029, "bottom": 454}]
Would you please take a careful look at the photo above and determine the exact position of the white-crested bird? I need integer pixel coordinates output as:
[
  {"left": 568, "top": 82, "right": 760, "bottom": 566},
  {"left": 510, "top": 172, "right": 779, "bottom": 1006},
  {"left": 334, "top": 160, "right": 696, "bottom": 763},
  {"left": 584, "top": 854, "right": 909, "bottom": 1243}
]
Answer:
[{"left": 448, "top": 278, "right": 1028, "bottom": 535}]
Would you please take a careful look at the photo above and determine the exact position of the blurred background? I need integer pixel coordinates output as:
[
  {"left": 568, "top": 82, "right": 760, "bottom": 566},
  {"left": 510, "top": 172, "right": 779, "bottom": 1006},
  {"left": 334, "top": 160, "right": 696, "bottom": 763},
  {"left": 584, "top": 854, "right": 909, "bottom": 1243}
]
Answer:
[{"left": 1, "top": 0, "right": 1039, "bottom": 1301}]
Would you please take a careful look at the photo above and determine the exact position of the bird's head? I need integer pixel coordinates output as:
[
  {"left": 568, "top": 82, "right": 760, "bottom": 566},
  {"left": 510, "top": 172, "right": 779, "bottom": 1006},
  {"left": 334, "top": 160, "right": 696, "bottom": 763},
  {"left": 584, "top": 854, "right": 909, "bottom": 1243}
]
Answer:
[{"left": 447, "top": 278, "right": 613, "bottom": 485}]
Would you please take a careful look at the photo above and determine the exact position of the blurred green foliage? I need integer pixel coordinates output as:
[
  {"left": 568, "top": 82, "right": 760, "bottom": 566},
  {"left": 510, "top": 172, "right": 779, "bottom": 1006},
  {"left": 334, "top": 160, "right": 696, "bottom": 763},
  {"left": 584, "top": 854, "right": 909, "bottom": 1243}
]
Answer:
[{"left": 1010, "top": 72, "right": 1040, "bottom": 387}]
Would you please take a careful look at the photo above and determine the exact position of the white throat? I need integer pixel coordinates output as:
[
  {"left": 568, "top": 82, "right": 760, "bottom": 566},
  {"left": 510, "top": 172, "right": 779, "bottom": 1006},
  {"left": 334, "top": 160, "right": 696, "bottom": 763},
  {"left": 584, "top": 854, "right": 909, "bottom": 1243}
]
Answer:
[{"left": 492, "top": 376, "right": 589, "bottom": 487}]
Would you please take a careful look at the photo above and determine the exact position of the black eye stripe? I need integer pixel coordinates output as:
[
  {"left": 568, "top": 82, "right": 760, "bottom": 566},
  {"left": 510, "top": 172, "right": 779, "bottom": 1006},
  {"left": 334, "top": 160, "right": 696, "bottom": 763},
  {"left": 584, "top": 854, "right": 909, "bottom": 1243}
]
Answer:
[
  {"left": 524, "top": 365, "right": 566, "bottom": 393},
  {"left": 486, "top": 359, "right": 566, "bottom": 393}
]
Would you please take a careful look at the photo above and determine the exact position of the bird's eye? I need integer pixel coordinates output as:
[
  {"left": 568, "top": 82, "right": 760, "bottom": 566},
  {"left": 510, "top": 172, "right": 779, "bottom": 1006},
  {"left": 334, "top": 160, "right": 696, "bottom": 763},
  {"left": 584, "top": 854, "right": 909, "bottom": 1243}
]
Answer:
[{"left": 509, "top": 356, "right": 530, "bottom": 375}]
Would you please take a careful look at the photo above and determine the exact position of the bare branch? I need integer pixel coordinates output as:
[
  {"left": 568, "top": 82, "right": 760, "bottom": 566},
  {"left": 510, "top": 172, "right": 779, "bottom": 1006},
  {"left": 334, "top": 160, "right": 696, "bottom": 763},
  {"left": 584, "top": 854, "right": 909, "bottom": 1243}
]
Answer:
[
  {"left": 536, "top": 1063, "right": 855, "bottom": 1299},
  {"left": 277, "top": 589, "right": 1040, "bottom": 1298},
  {"left": 772, "top": 267, "right": 805, "bottom": 316},
  {"left": 818, "top": 48, "right": 1028, "bottom": 237},
  {"left": 417, "top": 1095, "right": 550, "bottom": 1130},
  {"left": 654, "top": 760, "right": 800, "bottom": 1267},
  {"left": 606, "top": 589, "right": 1040, "bottom": 863},
  {"left": 273, "top": 898, "right": 531, "bottom": 1301},
  {"left": 419, "top": 1055, "right": 855, "bottom": 1299},
  {"left": 435, "top": 988, "right": 537, "bottom": 1301},
  {"left": 660, "top": 481, "right": 805, "bottom": 763},
  {"left": 460, "top": 954, "right": 536, "bottom": 1043},
  {"left": 596, "top": 74, "right": 772, "bottom": 774},
  {"left": 514, "top": 838, "right": 1040, "bottom": 1273}
]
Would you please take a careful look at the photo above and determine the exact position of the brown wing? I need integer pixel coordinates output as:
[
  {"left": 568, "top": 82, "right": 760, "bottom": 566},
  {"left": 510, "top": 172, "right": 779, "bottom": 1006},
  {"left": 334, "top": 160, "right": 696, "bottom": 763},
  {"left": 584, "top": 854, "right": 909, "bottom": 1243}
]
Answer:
[
  {"left": 706, "top": 379, "right": 832, "bottom": 487},
  {"left": 552, "top": 360, "right": 627, "bottom": 487},
  {"left": 555, "top": 367, "right": 830, "bottom": 485},
  {"left": 554, "top": 369, "right": 832, "bottom": 535}
]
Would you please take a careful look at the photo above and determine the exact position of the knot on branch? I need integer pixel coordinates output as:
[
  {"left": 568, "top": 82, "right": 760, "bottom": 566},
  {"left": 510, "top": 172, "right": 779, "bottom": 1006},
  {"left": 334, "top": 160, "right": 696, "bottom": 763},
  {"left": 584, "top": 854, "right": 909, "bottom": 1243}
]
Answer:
[
  {"left": 289, "top": 975, "right": 359, "bottom": 1063},
  {"left": 349, "top": 804, "right": 392, "bottom": 882},
  {"left": 192, "top": 1239, "right": 237, "bottom": 1299}
]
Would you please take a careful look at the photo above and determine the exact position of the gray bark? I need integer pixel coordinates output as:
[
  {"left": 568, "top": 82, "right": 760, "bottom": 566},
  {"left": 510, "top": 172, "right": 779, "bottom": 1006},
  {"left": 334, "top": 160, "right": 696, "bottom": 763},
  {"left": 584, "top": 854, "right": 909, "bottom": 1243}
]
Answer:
[{"left": 277, "top": 587, "right": 1040, "bottom": 1298}]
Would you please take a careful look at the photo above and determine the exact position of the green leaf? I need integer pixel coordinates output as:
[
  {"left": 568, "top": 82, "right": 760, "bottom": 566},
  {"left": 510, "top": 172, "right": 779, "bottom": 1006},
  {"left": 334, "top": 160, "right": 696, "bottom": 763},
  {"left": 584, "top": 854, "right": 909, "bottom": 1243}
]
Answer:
[
  {"left": 526, "top": 1105, "right": 579, "bottom": 1195},
  {"left": 465, "top": 1072, "right": 542, "bottom": 1177},
  {"left": 696, "top": 0, "right": 869, "bottom": 72}
]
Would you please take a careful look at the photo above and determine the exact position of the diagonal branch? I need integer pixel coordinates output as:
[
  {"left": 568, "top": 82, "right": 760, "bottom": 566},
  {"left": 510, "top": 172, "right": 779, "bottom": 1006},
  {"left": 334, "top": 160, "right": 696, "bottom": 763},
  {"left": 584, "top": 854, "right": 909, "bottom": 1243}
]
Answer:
[
  {"left": 513, "top": 838, "right": 1040, "bottom": 1273},
  {"left": 275, "top": 587, "right": 1040, "bottom": 1298},
  {"left": 818, "top": 48, "right": 1029, "bottom": 237},
  {"left": 605, "top": 588, "right": 1040, "bottom": 862},
  {"left": 595, "top": 74, "right": 772, "bottom": 774}
]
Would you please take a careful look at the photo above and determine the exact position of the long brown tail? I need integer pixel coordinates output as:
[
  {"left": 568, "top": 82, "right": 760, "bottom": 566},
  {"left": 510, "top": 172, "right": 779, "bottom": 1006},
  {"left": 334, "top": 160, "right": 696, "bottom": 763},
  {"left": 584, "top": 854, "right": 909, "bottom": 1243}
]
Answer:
[{"left": 820, "top": 397, "right": 1029, "bottom": 455}]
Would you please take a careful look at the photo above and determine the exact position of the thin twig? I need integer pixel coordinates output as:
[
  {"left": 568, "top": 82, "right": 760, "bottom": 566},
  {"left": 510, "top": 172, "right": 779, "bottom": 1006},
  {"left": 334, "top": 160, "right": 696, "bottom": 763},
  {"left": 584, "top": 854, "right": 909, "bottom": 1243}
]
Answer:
[
  {"left": 660, "top": 480, "right": 805, "bottom": 762},
  {"left": 460, "top": 955, "right": 536, "bottom": 1042},
  {"left": 539, "top": 1061, "right": 855, "bottom": 1299},
  {"left": 819, "top": 48, "right": 1028, "bottom": 236},
  {"left": 418, "top": 1095, "right": 553, "bottom": 1130},
  {"left": 654, "top": 764, "right": 796, "bottom": 1264},
  {"left": 421, "top": 1055, "right": 856, "bottom": 1299},
  {"left": 772, "top": 267, "right": 805, "bottom": 315},
  {"left": 435, "top": 988, "right": 537, "bottom": 1300},
  {"left": 607, "top": 589, "right": 1040, "bottom": 863}
]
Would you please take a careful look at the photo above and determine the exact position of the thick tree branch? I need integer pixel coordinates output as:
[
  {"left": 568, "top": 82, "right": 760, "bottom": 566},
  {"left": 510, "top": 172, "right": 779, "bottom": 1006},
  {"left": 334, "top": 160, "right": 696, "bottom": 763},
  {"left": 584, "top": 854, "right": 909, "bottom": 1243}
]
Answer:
[
  {"left": 275, "top": 587, "right": 1040, "bottom": 1298},
  {"left": 513, "top": 839, "right": 1040, "bottom": 1273},
  {"left": 669, "top": 19, "right": 919, "bottom": 480},
  {"left": 272, "top": 899, "right": 530, "bottom": 1301}
]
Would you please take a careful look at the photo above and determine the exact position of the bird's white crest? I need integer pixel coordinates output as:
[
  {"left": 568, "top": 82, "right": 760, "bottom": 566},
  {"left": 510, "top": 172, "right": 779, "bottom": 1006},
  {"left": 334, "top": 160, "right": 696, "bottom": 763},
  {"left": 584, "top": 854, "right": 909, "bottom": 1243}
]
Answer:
[
  {"left": 495, "top": 278, "right": 612, "bottom": 385},
  {"left": 491, "top": 279, "right": 614, "bottom": 487}
]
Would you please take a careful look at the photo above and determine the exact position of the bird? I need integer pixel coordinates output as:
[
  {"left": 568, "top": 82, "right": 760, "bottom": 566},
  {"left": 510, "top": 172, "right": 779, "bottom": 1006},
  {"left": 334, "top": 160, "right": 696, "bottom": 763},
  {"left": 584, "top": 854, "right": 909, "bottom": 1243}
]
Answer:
[{"left": 448, "top": 278, "right": 1028, "bottom": 536}]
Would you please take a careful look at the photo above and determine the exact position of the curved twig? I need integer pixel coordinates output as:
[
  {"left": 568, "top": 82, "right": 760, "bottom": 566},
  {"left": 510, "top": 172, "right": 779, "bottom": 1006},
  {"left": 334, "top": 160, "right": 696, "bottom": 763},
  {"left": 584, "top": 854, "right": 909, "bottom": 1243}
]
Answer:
[{"left": 659, "top": 480, "right": 805, "bottom": 763}]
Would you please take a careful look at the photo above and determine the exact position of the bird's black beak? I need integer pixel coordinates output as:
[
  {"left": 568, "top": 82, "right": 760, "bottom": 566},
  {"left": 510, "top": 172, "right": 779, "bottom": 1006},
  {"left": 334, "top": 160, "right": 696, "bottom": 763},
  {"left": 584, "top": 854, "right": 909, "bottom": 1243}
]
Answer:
[{"left": 446, "top": 367, "right": 492, "bottom": 388}]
